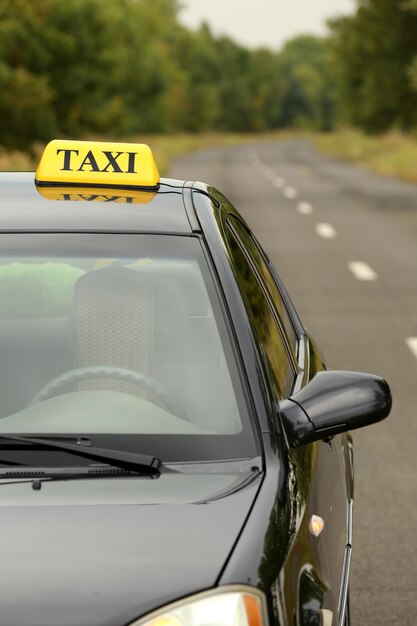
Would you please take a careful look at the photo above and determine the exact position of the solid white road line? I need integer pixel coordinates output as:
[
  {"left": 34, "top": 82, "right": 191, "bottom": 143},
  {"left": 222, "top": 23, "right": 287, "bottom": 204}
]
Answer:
[
  {"left": 348, "top": 261, "right": 378, "bottom": 281},
  {"left": 297, "top": 201, "right": 313, "bottom": 215},
  {"left": 315, "top": 223, "right": 337, "bottom": 239},
  {"left": 406, "top": 338, "right": 417, "bottom": 360},
  {"left": 283, "top": 186, "right": 298, "bottom": 199}
]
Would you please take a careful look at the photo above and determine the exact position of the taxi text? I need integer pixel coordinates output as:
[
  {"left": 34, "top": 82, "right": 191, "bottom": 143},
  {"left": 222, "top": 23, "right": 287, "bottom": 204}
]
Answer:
[{"left": 57, "top": 149, "right": 138, "bottom": 174}]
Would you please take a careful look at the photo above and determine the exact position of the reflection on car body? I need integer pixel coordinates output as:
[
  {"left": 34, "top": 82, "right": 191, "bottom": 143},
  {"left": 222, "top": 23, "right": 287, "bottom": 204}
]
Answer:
[{"left": 0, "top": 140, "right": 391, "bottom": 626}]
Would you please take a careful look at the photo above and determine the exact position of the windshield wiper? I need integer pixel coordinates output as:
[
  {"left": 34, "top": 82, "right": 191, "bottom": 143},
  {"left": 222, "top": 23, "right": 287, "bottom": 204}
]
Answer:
[{"left": 0, "top": 434, "right": 161, "bottom": 475}]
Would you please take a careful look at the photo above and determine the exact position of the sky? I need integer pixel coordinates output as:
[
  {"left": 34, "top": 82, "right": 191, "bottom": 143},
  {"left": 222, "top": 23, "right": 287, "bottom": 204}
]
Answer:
[{"left": 179, "top": 0, "right": 355, "bottom": 49}]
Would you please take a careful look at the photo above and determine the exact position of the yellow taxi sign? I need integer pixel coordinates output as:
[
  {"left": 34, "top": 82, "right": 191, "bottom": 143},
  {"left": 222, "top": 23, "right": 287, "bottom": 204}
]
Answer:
[{"left": 35, "top": 139, "right": 160, "bottom": 190}]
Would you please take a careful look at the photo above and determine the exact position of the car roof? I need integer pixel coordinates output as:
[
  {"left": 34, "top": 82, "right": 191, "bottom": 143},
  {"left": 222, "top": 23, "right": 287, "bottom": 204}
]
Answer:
[{"left": 0, "top": 172, "right": 197, "bottom": 233}]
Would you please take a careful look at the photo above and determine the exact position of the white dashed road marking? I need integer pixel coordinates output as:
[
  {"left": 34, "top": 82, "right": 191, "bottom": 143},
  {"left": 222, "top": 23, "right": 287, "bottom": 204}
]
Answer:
[
  {"left": 348, "top": 261, "right": 378, "bottom": 281},
  {"left": 297, "top": 201, "right": 313, "bottom": 215},
  {"left": 406, "top": 338, "right": 417, "bottom": 360},
  {"left": 283, "top": 186, "right": 298, "bottom": 199},
  {"left": 273, "top": 177, "right": 285, "bottom": 188},
  {"left": 315, "top": 223, "right": 337, "bottom": 239}
]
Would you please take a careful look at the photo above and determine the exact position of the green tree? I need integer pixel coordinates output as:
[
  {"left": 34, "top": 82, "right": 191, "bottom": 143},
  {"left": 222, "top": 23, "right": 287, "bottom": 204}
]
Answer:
[
  {"left": 173, "top": 23, "right": 221, "bottom": 132},
  {"left": 211, "top": 36, "right": 254, "bottom": 132},
  {"left": 172, "top": 23, "right": 286, "bottom": 133},
  {"left": 0, "top": 0, "right": 345, "bottom": 148},
  {"left": 406, "top": 0, "right": 417, "bottom": 94},
  {"left": 0, "top": 0, "right": 57, "bottom": 146},
  {"left": 0, "top": 0, "right": 187, "bottom": 142},
  {"left": 245, "top": 49, "right": 285, "bottom": 131},
  {"left": 277, "top": 35, "right": 338, "bottom": 130},
  {"left": 0, "top": 62, "right": 55, "bottom": 148},
  {"left": 328, "top": 0, "right": 417, "bottom": 132}
]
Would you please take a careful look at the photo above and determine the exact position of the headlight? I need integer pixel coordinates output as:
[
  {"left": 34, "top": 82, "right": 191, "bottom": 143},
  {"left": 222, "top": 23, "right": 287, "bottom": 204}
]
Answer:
[{"left": 130, "top": 586, "right": 269, "bottom": 626}]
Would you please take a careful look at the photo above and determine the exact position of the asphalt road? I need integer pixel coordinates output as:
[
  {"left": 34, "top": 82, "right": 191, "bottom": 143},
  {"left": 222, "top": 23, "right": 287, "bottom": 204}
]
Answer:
[{"left": 170, "top": 139, "right": 417, "bottom": 626}]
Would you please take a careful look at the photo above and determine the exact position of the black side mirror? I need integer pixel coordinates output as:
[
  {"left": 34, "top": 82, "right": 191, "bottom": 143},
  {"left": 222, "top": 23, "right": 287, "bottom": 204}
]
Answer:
[{"left": 279, "top": 370, "right": 392, "bottom": 449}]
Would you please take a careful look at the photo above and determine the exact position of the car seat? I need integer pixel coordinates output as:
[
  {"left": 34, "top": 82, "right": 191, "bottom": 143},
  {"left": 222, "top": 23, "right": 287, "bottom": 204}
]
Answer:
[{"left": 71, "top": 267, "right": 153, "bottom": 398}]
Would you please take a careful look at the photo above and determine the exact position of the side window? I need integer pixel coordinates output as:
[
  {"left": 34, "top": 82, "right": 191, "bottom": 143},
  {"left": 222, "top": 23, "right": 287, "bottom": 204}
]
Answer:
[
  {"left": 225, "top": 223, "right": 295, "bottom": 399},
  {"left": 228, "top": 216, "right": 298, "bottom": 359}
]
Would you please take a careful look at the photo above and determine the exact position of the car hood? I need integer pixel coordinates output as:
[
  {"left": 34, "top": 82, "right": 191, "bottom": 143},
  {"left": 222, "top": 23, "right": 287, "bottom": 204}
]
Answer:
[{"left": 0, "top": 469, "right": 262, "bottom": 626}]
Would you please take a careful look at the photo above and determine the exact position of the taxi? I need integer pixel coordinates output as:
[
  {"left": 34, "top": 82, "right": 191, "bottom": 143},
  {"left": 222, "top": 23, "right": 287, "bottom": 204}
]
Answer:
[{"left": 0, "top": 140, "right": 391, "bottom": 626}]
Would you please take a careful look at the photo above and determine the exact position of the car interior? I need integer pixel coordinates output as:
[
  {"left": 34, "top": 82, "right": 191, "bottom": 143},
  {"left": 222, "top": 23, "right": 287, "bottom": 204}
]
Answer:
[{"left": 0, "top": 258, "right": 241, "bottom": 435}]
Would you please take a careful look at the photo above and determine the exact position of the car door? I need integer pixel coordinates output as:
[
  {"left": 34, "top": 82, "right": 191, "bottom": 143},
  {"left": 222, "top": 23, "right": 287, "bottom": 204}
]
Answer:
[{"left": 225, "top": 214, "right": 350, "bottom": 625}]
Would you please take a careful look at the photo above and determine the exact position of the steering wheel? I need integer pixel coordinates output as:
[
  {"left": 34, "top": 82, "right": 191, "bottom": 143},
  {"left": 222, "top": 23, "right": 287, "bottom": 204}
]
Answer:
[{"left": 31, "top": 365, "right": 187, "bottom": 419}]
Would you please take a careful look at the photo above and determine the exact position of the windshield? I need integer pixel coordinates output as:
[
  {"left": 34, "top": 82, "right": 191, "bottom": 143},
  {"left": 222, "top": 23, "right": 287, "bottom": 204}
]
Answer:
[{"left": 0, "top": 234, "right": 257, "bottom": 463}]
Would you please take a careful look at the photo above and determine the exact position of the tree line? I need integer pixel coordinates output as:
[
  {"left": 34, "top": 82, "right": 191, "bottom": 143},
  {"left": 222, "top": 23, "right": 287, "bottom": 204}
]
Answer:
[
  {"left": 0, "top": 0, "right": 416, "bottom": 149},
  {"left": 329, "top": 0, "right": 417, "bottom": 133}
]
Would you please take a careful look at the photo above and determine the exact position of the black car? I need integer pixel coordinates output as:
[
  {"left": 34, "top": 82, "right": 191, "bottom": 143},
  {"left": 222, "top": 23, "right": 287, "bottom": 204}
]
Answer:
[{"left": 0, "top": 140, "right": 391, "bottom": 626}]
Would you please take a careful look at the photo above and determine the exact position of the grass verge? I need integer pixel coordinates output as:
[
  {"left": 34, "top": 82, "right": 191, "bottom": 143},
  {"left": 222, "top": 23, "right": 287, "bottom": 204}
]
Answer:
[{"left": 313, "top": 128, "right": 417, "bottom": 183}]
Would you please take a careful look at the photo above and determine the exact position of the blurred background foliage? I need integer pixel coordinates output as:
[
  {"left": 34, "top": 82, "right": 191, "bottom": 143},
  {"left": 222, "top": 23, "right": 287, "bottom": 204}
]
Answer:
[
  {"left": 0, "top": 0, "right": 416, "bottom": 152},
  {"left": 328, "top": 0, "right": 417, "bottom": 133}
]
